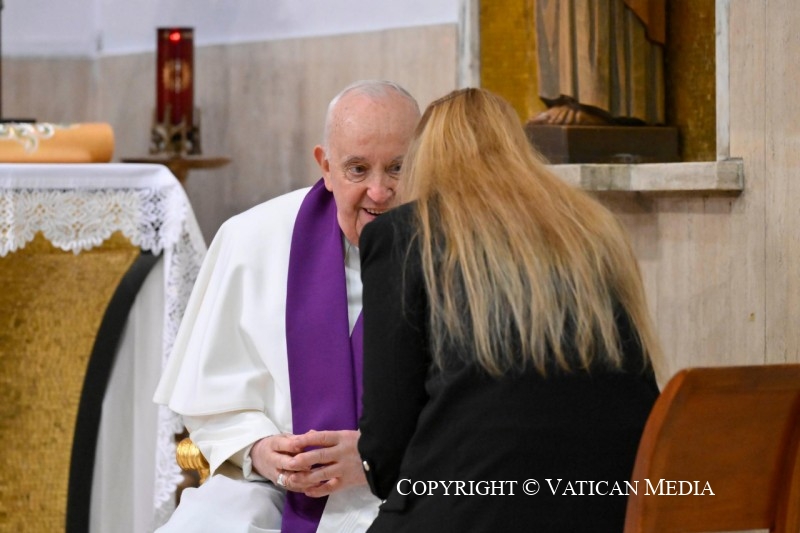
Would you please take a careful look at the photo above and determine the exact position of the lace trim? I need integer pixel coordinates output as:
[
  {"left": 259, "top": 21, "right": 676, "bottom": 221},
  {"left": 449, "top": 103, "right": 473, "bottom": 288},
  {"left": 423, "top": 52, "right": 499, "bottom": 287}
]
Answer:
[{"left": 0, "top": 184, "right": 206, "bottom": 530}]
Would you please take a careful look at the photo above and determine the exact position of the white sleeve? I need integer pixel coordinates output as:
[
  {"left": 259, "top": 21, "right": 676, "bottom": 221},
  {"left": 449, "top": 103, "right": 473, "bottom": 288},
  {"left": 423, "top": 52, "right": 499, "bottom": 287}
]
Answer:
[
  {"left": 154, "top": 196, "right": 301, "bottom": 475},
  {"left": 183, "top": 412, "right": 276, "bottom": 476}
]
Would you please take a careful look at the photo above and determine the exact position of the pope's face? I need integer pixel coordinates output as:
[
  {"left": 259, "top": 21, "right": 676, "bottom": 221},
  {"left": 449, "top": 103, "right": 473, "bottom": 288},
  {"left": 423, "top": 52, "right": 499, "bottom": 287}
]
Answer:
[{"left": 315, "top": 91, "right": 419, "bottom": 246}]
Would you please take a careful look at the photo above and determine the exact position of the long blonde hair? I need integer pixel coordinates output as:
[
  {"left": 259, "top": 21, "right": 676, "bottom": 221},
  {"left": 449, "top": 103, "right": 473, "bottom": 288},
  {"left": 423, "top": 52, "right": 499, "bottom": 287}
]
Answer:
[{"left": 400, "top": 88, "right": 660, "bottom": 376}]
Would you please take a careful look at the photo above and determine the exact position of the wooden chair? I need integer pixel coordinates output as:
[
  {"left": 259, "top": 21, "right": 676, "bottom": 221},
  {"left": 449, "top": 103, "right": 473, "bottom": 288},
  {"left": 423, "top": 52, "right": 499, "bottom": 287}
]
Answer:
[{"left": 624, "top": 364, "right": 800, "bottom": 532}]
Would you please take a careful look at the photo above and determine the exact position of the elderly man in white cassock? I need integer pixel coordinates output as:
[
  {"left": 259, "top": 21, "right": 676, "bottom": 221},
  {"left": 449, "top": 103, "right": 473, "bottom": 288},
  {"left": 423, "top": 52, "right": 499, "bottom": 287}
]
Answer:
[{"left": 154, "top": 80, "right": 421, "bottom": 533}]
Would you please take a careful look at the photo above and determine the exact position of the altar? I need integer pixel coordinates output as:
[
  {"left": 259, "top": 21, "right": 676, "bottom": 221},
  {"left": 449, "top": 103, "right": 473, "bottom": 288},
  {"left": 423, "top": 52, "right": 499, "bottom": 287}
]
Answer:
[{"left": 0, "top": 163, "right": 206, "bottom": 532}]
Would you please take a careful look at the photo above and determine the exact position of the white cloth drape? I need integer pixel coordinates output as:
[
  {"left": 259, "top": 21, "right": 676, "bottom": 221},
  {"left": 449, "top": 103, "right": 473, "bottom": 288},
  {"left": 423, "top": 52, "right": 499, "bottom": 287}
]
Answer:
[
  {"left": 91, "top": 259, "right": 165, "bottom": 532},
  {"left": 0, "top": 163, "right": 206, "bottom": 531}
]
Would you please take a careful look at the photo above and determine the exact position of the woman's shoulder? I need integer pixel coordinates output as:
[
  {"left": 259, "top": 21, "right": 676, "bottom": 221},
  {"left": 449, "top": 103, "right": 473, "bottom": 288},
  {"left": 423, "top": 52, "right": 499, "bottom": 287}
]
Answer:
[
  {"left": 379, "top": 201, "right": 417, "bottom": 228},
  {"left": 361, "top": 201, "right": 417, "bottom": 245}
]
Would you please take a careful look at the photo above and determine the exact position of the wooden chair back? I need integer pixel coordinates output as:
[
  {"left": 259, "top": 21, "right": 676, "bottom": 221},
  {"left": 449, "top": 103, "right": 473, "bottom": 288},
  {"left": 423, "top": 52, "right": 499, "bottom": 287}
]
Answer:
[{"left": 624, "top": 364, "right": 800, "bottom": 532}]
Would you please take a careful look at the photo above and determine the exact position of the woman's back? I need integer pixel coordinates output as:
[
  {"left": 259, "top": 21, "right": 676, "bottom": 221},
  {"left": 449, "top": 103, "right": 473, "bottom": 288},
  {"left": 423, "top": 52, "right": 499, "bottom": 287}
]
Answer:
[
  {"left": 358, "top": 88, "right": 661, "bottom": 532},
  {"left": 360, "top": 204, "right": 659, "bottom": 533}
]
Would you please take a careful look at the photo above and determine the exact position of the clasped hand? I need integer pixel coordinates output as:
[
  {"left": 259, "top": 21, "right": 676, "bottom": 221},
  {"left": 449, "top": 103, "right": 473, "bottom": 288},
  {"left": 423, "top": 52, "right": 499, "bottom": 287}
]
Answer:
[{"left": 251, "top": 429, "right": 365, "bottom": 498}]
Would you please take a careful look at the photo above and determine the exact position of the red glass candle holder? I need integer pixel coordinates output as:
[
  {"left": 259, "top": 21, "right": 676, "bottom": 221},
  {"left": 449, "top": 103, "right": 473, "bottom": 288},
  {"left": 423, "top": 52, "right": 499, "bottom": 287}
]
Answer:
[{"left": 156, "top": 27, "right": 194, "bottom": 128}]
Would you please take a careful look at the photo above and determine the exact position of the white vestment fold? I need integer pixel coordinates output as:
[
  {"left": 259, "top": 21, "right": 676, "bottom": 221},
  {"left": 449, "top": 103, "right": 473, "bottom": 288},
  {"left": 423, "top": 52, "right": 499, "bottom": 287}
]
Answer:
[{"left": 154, "top": 187, "right": 380, "bottom": 532}]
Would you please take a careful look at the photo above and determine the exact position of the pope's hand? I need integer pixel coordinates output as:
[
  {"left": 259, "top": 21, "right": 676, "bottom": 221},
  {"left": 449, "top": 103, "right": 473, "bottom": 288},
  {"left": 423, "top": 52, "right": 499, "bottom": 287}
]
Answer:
[
  {"left": 251, "top": 433, "right": 304, "bottom": 487},
  {"left": 281, "top": 429, "right": 367, "bottom": 497}
]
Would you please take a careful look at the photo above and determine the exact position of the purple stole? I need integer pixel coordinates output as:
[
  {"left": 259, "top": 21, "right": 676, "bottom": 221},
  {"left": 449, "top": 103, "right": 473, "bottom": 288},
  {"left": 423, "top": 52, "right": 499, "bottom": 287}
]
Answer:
[{"left": 284, "top": 179, "right": 364, "bottom": 533}]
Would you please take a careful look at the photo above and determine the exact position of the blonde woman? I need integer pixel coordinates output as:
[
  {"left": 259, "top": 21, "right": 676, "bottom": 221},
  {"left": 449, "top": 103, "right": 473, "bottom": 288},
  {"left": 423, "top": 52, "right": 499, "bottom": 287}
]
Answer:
[{"left": 358, "top": 88, "right": 661, "bottom": 532}]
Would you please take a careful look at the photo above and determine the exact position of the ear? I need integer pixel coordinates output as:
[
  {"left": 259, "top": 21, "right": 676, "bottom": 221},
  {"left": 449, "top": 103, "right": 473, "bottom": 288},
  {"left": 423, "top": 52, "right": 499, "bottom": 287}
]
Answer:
[{"left": 313, "top": 145, "right": 333, "bottom": 191}]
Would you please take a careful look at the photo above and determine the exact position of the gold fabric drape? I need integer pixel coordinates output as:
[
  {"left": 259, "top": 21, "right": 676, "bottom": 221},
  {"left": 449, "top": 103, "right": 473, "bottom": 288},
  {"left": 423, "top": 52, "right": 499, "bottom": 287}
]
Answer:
[{"left": 0, "top": 233, "right": 139, "bottom": 532}]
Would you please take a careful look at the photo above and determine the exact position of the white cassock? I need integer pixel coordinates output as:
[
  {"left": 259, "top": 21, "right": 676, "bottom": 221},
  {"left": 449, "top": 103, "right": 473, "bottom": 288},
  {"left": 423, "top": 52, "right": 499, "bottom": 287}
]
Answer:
[{"left": 153, "top": 187, "right": 380, "bottom": 532}]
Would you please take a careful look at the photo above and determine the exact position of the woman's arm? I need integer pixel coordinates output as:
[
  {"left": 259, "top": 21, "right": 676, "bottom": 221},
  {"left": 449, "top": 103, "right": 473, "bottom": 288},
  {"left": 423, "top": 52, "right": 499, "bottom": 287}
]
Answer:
[{"left": 358, "top": 209, "right": 430, "bottom": 500}]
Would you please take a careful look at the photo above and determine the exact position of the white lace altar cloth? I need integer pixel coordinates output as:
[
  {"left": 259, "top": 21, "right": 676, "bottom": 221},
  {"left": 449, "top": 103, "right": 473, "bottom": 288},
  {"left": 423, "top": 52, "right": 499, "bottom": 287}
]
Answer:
[{"left": 0, "top": 163, "right": 207, "bottom": 530}]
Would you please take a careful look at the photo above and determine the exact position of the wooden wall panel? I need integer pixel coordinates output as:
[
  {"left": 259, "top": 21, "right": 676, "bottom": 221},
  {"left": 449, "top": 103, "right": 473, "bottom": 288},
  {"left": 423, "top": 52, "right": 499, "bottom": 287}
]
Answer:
[
  {"left": 764, "top": 0, "right": 800, "bottom": 364},
  {"left": 3, "top": 58, "right": 96, "bottom": 123},
  {"left": 726, "top": 0, "right": 768, "bottom": 368}
]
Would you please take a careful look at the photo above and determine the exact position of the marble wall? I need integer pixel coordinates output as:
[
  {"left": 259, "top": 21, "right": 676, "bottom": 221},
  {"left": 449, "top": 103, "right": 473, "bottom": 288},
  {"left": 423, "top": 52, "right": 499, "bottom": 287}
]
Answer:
[{"left": 3, "top": 24, "right": 459, "bottom": 241}]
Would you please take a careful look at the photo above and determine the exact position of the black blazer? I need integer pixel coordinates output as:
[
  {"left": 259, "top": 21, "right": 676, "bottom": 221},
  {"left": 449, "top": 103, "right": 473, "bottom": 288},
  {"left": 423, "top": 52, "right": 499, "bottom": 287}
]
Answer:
[{"left": 358, "top": 203, "right": 659, "bottom": 533}]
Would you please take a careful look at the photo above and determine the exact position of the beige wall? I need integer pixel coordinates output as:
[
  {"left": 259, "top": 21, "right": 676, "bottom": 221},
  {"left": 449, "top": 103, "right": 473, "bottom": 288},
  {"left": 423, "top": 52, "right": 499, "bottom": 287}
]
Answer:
[
  {"left": 4, "top": 4, "right": 800, "bottom": 386},
  {"left": 3, "top": 24, "right": 458, "bottom": 242}
]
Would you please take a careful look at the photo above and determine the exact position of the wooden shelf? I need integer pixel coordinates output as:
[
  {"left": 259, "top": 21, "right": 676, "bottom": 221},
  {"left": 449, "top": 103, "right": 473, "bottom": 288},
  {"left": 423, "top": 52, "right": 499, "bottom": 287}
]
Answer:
[
  {"left": 548, "top": 158, "right": 744, "bottom": 194},
  {"left": 121, "top": 155, "right": 230, "bottom": 185}
]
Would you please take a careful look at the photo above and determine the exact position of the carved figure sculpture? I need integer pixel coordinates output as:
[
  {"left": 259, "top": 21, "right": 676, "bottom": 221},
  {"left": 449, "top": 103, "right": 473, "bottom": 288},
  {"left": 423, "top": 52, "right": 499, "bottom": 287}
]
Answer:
[{"left": 531, "top": 0, "right": 666, "bottom": 126}]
